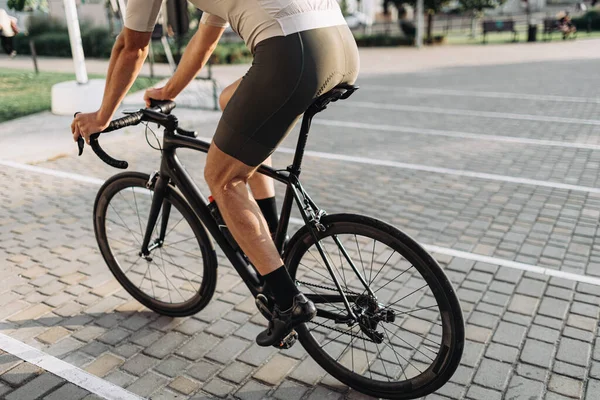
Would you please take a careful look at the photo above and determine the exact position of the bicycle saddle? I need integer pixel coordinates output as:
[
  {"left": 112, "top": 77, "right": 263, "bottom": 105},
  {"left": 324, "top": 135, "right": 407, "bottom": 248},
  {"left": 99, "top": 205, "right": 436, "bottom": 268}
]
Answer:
[{"left": 310, "top": 84, "right": 359, "bottom": 112}]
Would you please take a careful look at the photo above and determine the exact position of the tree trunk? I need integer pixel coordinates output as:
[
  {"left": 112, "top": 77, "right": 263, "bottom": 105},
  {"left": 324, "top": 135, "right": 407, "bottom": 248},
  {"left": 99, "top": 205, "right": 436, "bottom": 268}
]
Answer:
[{"left": 426, "top": 12, "right": 433, "bottom": 42}]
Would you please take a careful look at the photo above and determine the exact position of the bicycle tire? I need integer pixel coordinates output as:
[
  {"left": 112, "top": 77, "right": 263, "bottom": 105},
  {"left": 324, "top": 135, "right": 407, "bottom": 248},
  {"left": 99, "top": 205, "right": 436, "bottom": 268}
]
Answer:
[
  {"left": 94, "top": 172, "right": 218, "bottom": 317},
  {"left": 284, "top": 213, "right": 464, "bottom": 399}
]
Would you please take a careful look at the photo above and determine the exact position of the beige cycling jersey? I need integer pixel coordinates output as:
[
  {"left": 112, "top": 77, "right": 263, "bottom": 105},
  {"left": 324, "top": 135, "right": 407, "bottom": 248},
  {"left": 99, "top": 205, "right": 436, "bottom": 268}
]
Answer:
[{"left": 125, "top": 0, "right": 346, "bottom": 52}]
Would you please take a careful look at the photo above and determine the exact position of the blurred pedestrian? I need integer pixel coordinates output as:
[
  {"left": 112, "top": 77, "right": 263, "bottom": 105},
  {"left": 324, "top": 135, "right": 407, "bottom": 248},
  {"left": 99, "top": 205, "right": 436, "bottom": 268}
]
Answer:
[
  {"left": 557, "top": 11, "right": 577, "bottom": 38},
  {"left": 0, "top": 8, "right": 18, "bottom": 58}
]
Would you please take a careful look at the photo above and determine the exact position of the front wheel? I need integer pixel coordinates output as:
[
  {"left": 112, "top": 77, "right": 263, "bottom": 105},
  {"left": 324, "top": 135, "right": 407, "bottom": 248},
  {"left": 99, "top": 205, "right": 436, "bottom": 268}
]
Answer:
[
  {"left": 93, "top": 172, "right": 218, "bottom": 317},
  {"left": 284, "top": 214, "right": 464, "bottom": 399}
]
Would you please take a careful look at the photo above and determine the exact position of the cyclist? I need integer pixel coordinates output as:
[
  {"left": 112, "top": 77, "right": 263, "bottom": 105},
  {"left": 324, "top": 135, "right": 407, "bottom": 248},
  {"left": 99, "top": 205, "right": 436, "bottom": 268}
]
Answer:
[{"left": 71, "top": 0, "right": 359, "bottom": 347}]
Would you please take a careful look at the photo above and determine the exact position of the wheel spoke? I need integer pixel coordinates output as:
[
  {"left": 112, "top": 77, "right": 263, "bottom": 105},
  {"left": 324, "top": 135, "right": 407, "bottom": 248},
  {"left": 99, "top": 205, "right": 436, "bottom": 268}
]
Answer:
[
  {"left": 355, "top": 235, "right": 368, "bottom": 284},
  {"left": 369, "top": 250, "right": 397, "bottom": 290},
  {"left": 387, "top": 322, "right": 441, "bottom": 352},
  {"left": 131, "top": 187, "right": 145, "bottom": 237},
  {"left": 387, "top": 284, "right": 429, "bottom": 308},
  {"left": 323, "top": 239, "right": 350, "bottom": 296},
  {"left": 318, "top": 327, "right": 354, "bottom": 350},
  {"left": 375, "top": 342, "right": 391, "bottom": 382},
  {"left": 106, "top": 219, "right": 143, "bottom": 238},
  {"left": 163, "top": 245, "right": 202, "bottom": 259},
  {"left": 164, "top": 216, "right": 186, "bottom": 241},
  {"left": 108, "top": 204, "right": 143, "bottom": 247},
  {"left": 382, "top": 328, "right": 407, "bottom": 381},
  {"left": 384, "top": 325, "right": 435, "bottom": 362},
  {"left": 298, "top": 261, "right": 340, "bottom": 287},
  {"left": 389, "top": 304, "right": 440, "bottom": 318},
  {"left": 373, "top": 264, "right": 415, "bottom": 294},
  {"left": 138, "top": 260, "right": 153, "bottom": 293},
  {"left": 163, "top": 236, "right": 198, "bottom": 248},
  {"left": 146, "top": 259, "right": 157, "bottom": 299},
  {"left": 368, "top": 239, "right": 376, "bottom": 285},
  {"left": 306, "top": 248, "right": 329, "bottom": 274},
  {"left": 122, "top": 253, "right": 143, "bottom": 274},
  {"left": 362, "top": 334, "right": 373, "bottom": 379},
  {"left": 107, "top": 235, "right": 140, "bottom": 249},
  {"left": 381, "top": 325, "right": 422, "bottom": 376},
  {"left": 153, "top": 251, "right": 187, "bottom": 303},
  {"left": 161, "top": 247, "right": 200, "bottom": 292}
]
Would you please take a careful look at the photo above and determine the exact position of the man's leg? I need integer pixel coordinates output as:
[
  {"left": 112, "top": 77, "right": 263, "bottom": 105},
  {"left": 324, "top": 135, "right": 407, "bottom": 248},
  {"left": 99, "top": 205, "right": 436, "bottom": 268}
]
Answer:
[
  {"left": 204, "top": 145, "right": 282, "bottom": 275},
  {"left": 204, "top": 144, "right": 315, "bottom": 347},
  {"left": 219, "top": 78, "right": 279, "bottom": 235}
]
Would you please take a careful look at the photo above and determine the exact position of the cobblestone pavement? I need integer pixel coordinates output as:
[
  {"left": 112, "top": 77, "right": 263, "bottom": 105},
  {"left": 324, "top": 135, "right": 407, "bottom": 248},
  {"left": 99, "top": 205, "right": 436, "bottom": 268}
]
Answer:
[{"left": 1, "top": 57, "right": 600, "bottom": 399}]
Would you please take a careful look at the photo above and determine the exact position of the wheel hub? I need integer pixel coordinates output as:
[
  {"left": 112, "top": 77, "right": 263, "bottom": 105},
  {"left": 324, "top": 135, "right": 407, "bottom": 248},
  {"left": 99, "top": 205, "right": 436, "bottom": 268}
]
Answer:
[
  {"left": 353, "top": 295, "right": 396, "bottom": 344},
  {"left": 139, "top": 238, "right": 163, "bottom": 260}
]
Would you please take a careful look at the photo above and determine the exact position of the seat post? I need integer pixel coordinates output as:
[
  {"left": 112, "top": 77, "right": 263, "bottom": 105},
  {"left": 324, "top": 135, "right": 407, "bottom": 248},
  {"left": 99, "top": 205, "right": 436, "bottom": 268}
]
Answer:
[{"left": 289, "top": 104, "right": 318, "bottom": 176}]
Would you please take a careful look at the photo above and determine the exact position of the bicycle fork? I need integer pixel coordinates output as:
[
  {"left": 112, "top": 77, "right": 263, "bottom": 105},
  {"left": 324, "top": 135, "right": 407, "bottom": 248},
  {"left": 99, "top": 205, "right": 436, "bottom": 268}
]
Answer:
[{"left": 140, "top": 174, "right": 170, "bottom": 258}]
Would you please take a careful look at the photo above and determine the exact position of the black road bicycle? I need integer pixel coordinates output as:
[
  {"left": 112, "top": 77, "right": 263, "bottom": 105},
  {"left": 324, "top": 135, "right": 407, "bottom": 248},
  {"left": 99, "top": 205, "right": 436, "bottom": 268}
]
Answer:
[{"left": 79, "top": 84, "right": 464, "bottom": 399}]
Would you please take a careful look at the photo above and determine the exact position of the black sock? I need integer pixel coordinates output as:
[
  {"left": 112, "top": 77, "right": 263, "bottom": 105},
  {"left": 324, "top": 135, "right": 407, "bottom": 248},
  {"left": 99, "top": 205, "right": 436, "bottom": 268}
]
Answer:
[
  {"left": 263, "top": 265, "right": 299, "bottom": 310},
  {"left": 256, "top": 197, "right": 279, "bottom": 236}
]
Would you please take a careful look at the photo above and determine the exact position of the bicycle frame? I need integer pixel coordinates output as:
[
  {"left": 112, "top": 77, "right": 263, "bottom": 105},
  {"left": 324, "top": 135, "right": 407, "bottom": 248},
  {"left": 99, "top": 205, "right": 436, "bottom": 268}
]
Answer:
[{"left": 139, "top": 98, "right": 367, "bottom": 322}]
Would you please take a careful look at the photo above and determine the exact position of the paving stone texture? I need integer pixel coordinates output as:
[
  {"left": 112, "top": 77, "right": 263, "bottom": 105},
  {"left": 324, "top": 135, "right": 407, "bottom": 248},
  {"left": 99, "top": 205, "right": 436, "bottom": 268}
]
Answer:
[{"left": 1, "top": 52, "right": 600, "bottom": 400}]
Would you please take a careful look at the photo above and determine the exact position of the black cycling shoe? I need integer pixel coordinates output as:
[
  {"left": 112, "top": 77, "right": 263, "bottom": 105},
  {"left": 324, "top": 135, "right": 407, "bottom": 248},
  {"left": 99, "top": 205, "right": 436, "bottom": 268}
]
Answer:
[{"left": 256, "top": 293, "right": 316, "bottom": 348}]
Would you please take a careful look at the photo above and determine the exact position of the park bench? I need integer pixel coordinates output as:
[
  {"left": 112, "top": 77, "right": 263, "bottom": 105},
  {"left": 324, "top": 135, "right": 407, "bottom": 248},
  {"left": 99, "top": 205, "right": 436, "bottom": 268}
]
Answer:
[
  {"left": 543, "top": 17, "right": 577, "bottom": 40},
  {"left": 482, "top": 19, "right": 518, "bottom": 43}
]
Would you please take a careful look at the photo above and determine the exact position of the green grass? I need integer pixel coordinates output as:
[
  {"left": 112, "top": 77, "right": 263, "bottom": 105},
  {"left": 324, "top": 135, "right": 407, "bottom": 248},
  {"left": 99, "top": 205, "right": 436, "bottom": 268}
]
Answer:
[
  {"left": 0, "top": 69, "right": 160, "bottom": 123},
  {"left": 445, "top": 29, "right": 600, "bottom": 46}
]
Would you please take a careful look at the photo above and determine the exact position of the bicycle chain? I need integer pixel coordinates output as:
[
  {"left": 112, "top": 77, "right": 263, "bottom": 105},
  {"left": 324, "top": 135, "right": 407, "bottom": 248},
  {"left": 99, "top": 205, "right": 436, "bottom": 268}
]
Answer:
[
  {"left": 296, "top": 280, "right": 362, "bottom": 296},
  {"left": 308, "top": 319, "right": 378, "bottom": 343},
  {"left": 296, "top": 280, "right": 378, "bottom": 343}
]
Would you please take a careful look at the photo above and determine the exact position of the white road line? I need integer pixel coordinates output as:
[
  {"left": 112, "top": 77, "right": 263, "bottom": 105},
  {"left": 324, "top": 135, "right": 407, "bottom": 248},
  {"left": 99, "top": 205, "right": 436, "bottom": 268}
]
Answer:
[
  {"left": 314, "top": 120, "right": 600, "bottom": 151},
  {"left": 0, "top": 160, "right": 105, "bottom": 185},
  {"left": 361, "top": 86, "right": 600, "bottom": 104},
  {"left": 0, "top": 333, "right": 142, "bottom": 400},
  {"left": 423, "top": 245, "right": 600, "bottom": 286},
  {"left": 288, "top": 218, "right": 600, "bottom": 287},
  {"left": 4, "top": 146, "right": 600, "bottom": 195},
  {"left": 274, "top": 148, "right": 600, "bottom": 194},
  {"left": 2, "top": 160, "right": 599, "bottom": 286},
  {"left": 349, "top": 101, "right": 600, "bottom": 126}
]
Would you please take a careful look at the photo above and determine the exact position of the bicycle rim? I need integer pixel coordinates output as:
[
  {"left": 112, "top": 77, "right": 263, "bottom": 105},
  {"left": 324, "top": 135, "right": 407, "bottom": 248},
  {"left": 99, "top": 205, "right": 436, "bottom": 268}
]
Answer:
[
  {"left": 285, "top": 214, "right": 464, "bottom": 399},
  {"left": 94, "top": 172, "right": 217, "bottom": 316}
]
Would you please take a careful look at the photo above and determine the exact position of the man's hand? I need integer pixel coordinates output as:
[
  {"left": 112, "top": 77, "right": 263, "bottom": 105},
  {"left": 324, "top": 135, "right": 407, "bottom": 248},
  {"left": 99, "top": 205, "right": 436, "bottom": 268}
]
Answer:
[
  {"left": 71, "top": 111, "right": 110, "bottom": 144},
  {"left": 144, "top": 86, "right": 174, "bottom": 108}
]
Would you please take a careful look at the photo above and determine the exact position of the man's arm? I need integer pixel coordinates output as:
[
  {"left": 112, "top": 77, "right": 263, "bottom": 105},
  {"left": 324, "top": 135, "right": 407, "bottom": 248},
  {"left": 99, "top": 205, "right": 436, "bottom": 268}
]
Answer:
[
  {"left": 71, "top": 28, "right": 151, "bottom": 143},
  {"left": 145, "top": 23, "right": 225, "bottom": 104},
  {"left": 99, "top": 28, "right": 152, "bottom": 122}
]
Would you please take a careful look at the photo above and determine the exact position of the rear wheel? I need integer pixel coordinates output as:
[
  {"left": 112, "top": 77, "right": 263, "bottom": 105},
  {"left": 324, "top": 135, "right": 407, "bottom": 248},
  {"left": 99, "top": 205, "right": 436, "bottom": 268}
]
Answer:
[
  {"left": 94, "top": 172, "right": 217, "bottom": 317},
  {"left": 284, "top": 214, "right": 464, "bottom": 399}
]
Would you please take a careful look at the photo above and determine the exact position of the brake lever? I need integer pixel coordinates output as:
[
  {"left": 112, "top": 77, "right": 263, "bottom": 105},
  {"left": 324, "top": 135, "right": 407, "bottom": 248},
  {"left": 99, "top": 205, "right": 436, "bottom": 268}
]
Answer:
[
  {"left": 73, "top": 112, "right": 85, "bottom": 156},
  {"left": 77, "top": 137, "right": 85, "bottom": 156}
]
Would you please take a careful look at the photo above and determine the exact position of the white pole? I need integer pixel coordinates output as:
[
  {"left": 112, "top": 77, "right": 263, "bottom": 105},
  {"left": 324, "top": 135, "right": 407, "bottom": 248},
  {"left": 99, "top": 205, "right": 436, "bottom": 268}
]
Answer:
[
  {"left": 63, "top": 0, "right": 88, "bottom": 84},
  {"left": 117, "top": 0, "right": 128, "bottom": 21},
  {"left": 416, "top": 0, "right": 424, "bottom": 48},
  {"left": 360, "top": 0, "right": 375, "bottom": 35}
]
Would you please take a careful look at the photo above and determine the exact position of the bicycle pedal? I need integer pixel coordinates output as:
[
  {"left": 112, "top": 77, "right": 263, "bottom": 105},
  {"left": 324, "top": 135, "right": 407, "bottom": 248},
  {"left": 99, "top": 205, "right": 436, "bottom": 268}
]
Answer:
[
  {"left": 255, "top": 294, "right": 273, "bottom": 319},
  {"left": 275, "top": 329, "right": 298, "bottom": 350}
]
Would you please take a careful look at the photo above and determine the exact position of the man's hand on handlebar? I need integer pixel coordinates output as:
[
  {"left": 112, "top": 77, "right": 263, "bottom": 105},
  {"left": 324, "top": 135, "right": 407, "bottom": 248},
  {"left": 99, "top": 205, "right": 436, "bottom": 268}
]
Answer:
[
  {"left": 71, "top": 111, "right": 110, "bottom": 145},
  {"left": 144, "top": 87, "right": 174, "bottom": 108}
]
